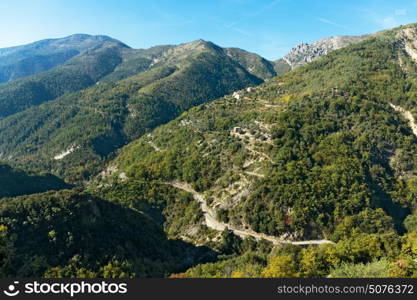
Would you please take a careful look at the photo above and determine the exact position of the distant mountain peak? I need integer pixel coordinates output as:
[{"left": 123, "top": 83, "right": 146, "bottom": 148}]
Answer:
[
  {"left": 281, "top": 34, "right": 368, "bottom": 70},
  {"left": 180, "top": 39, "right": 211, "bottom": 49},
  {"left": 0, "top": 34, "right": 129, "bottom": 83},
  {"left": 65, "top": 33, "right": 94, "bottom": 39},
  {"left": 177, "top": 39, "right": 220, "bottom": 52}
]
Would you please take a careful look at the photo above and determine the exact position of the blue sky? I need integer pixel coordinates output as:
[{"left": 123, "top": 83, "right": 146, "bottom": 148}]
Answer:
[{"left": 0, "top": 0, "right": 416, "bottom": 60}]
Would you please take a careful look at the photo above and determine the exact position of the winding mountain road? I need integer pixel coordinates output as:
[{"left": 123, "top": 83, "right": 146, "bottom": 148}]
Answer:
[
  {"left": 169, "top": 103, "right": 417, "bottom": 246},
  {"left": 168, "top": 181, "right": 334, "bottom": 246}
]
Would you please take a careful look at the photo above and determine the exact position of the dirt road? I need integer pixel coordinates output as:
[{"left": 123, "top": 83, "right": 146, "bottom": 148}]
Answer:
[{"left": 169, "top": 181, "right": 334, "bottom": 246}]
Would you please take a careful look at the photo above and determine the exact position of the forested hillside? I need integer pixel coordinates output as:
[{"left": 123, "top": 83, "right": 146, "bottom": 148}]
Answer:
[
  {"left": 108, "top": 26, "right": 415, "bottom": 239},
  {"left": 4, "top": 24, "right": 417, "bottom": 278},
  {"left": 0, "top": 39, "right": 128, "bottom": 119},
  {"left": 0, "top": 190, "right": 214, "bottom": 277},
  {"left": 224, "top": 47, "right": 277, "bottom": 79},
  {"left": 0, "top": 33, "right": 361, "bottom": 184},
  {"left": 91, "top": 23, "right": 417, "bottom": 277},
  {"left": 0, "top": 34, "right": 120, "bottom": 83},
  {"left": 0, "top": 40, "right": 269, "bottom": 182},
  {"left": 0, "top": 163, "right": 70, "bottom": 198}
]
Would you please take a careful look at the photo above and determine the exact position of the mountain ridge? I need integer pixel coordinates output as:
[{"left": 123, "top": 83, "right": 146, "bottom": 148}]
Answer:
[
  {"left": 0, "top": 38, "right": 271, "bottom": 182},
  {"left": 100, "top": 23, "right": 417, "bottom": 243},
  {"left": 0, "top": 34, "right": 127, "bottom": 83},
  {"left": 4, "top": 24, "right": 417, "bottom": 278}
]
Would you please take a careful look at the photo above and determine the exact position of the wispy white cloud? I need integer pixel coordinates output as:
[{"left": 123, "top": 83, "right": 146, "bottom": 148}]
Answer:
[
  {"left": 264, "top": 0, "right": 282, "bottom": 10},
  {"left": 316, "top": 18, "right": 349, "bottom": 29},
  {"left": 253, "top": 30, "right": 293, "bottom": 60},
  {"left": 358, "top": 7, "right": 413, "bottom": 30},
  {"left": 231, "top": 27, "right": 253, "bottom": 37},
  {"left": 377, "top": 16, "right": 398, "bottom": 28},
  {"left": 150, "top": 4, "right": 195, "bottom": 28},
  {"left": 224, "top": 22, "right": 238, "bottom": 29},
  {"left": 211, "top": 17, "right": 254, "bottom": 37},
  {"left": 250, "top": 0, "right": 283, "bottom": 17},
  {"left": 395, "top": 9, "right": 407, "bottom": 16},
  {"left": 225, "top": 0, "right": 253, "bottom": 4},
  {"left": 217, "top": 0, "right": 286, "bottom": 36}
]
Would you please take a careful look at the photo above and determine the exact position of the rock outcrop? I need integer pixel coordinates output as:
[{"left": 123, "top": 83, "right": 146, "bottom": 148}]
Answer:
[{"left": 280, "top": 35, "right": 368, "bottom": 70}]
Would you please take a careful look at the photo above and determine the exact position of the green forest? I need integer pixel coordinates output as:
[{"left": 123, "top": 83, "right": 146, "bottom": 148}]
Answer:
[
  {"left": 0, "top": 40, "right": 266, "bottom": 183},
  {"left": 3, "top": 23, "right": 417, "bottom": 278}
]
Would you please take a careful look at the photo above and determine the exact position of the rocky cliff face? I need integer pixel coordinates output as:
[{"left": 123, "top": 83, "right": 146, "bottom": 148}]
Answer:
[{"left": 280, "top": 35, "right": 368, "bottom": 70}]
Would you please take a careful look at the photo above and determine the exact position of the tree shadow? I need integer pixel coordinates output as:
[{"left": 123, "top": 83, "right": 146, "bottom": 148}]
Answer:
[{"left": 0, "top": 190, "right": 216, "bottom": 277}]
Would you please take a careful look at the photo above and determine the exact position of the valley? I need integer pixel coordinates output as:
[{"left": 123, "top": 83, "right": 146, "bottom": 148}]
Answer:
[{"left": 3, "top": 22, "right": 417, "bottom": 278}]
